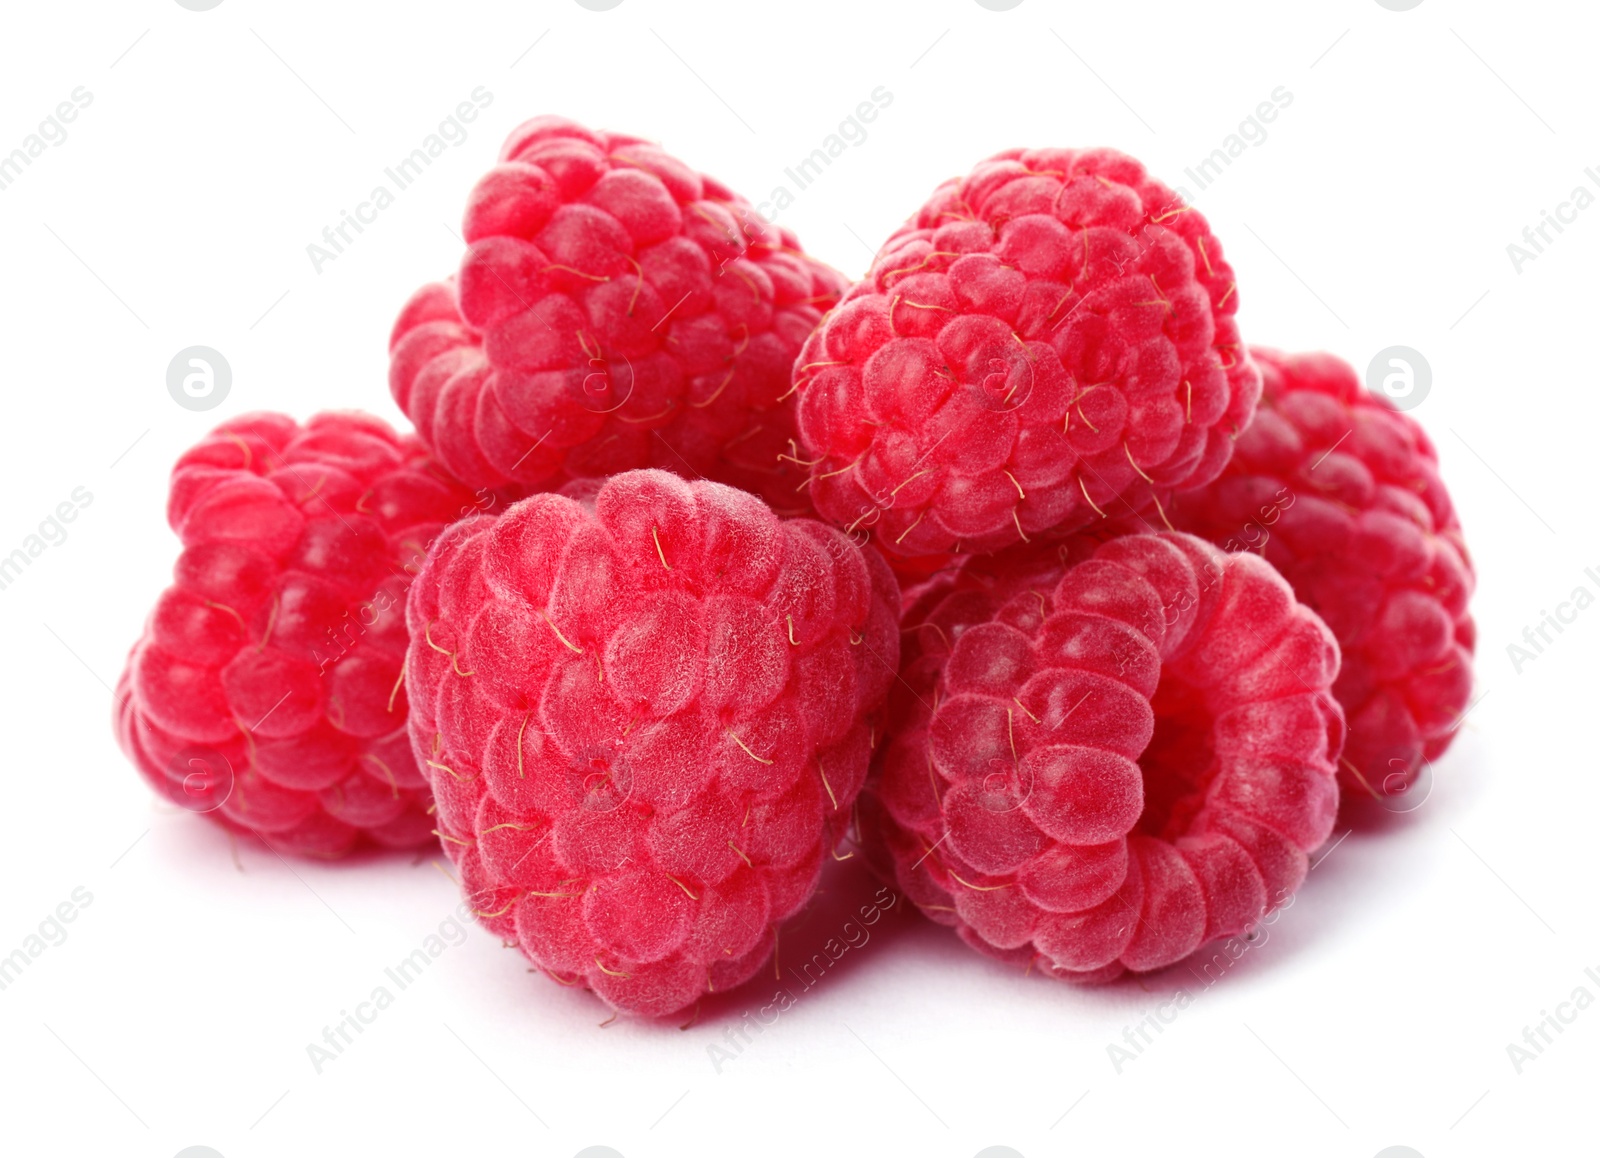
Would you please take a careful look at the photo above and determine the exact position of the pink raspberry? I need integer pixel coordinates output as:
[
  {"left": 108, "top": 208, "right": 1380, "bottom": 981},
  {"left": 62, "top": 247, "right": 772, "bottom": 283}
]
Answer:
[
  {"left": 114, "top": 412, "right": 479, "bottom": 857},
  {"left": 862, "top": 532, "right": 1343, "bottom": 981},
  {"left": 405, "top": 469, "right": 899, "bottom": 1017},
  {"left": 793, "top": 147, "right": 1259, "bottom": 558},
  {"left": 389, "top": 116, "right": 847, "bottom": 516},
  {"left": 1160, "top": 348, "right": 1475, "bottom": 803}
]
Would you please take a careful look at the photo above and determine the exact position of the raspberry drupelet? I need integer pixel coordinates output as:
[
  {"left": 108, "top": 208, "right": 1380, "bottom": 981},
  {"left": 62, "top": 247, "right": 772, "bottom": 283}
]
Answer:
[
  {"left": 115, "top": 412, "right": 481, "bottom": 857},
  {"left": 405, "top": 469, "right": 899, "bottom": 1017}
]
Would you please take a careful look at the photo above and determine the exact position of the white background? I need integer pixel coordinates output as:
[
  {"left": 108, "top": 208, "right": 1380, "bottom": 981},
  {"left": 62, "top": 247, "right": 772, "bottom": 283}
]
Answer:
[{"left": 0, "top": 1, "right": 1590, "bottom": 1156}]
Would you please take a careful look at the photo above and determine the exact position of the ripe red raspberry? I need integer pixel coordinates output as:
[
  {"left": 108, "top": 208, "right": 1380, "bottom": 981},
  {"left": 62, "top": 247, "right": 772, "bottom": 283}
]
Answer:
[
  {"left": 793, "top": 147, "right": 1260, "bottom": 559},
  {"left": 114, "top": 412, "right": 480, "bottom": 857},
  {"left": 389, "top": 116, "right": 847, "bottom": 516},
  {"left": 1160, "top": 348, "right": 1475, "bottom": 803},
  {"left": 405, "top": 469, "right": 899, "bottom": 1017},
  {"left": 862, "top": 532, "right": 1343, "bottom": 982}
]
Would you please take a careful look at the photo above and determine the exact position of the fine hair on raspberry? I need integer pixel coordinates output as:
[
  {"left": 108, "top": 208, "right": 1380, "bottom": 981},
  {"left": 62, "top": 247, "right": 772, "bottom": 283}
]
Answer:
[
  {"left": 389, "top": 116, "right": 847, "bottom": 515},
  {"left": 115, "top": 412, "right": 481, "bottom": 857},
  {"left": 793, "top": 146, "right": 1260, "bottom": 560},
  {"left": 864, "top": 531, "right": 1343, "bottom": 981},
  {"left": 405, "top": 468, "right": 900, "bottom": 1016}
]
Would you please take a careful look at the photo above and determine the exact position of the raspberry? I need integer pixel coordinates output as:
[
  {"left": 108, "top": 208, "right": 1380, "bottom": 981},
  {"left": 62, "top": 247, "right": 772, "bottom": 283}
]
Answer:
[
  {"left": 793, "top": 147, "right": 1260, "bottom": 558},
  {"left": 389, "top": 116, "right": 847, "bottom": 516},
  {"left": 114, "top": 412, "right": 479, "bottom": 857},
  {"left": 1159, "top": 348, "right": 1475, "bottom": 802},
  {"left": 862, "top": 532, "right": 1343, "bottom": 981},
  {"left": 405, "top": 469, "right": 899, "bottom": 1016}
]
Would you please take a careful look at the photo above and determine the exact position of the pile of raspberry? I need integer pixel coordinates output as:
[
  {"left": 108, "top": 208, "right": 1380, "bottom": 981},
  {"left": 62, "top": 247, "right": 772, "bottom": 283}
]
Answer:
[
  {"left": 112, "top": 118, "right": 1475, "bottom": 1017},
  {"left": 811, "top": 151, "right": 1473, "bottom": 982}
]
